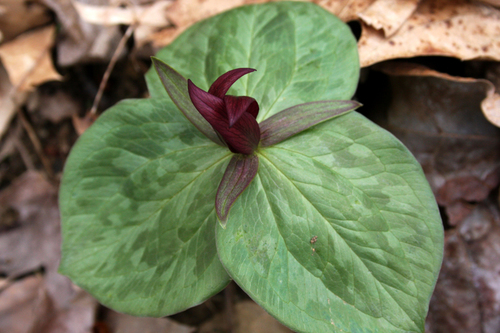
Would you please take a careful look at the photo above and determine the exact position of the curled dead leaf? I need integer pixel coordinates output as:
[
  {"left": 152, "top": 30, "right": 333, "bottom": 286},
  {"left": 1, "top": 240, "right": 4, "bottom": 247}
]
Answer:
[
  {"left": 375, "top": 62, "right": 500, "bottom": 223},
  {"left": 358, "top": 0, "right": 500, "bottom": 67},
  {"left": 0, "top": 25, "right": 61, "bottom": 91},
  {"left": 358, "top": 0, "right": 421, "bottom": 37}
]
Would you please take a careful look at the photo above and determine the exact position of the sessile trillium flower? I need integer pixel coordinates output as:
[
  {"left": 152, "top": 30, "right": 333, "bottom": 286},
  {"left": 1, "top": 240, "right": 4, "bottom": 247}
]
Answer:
[
  {"left": 152, "top": 57, "right": 361, "bottom": 226},
  {"left": 187, "top": 68, "right": 260, "bottom": 155}
]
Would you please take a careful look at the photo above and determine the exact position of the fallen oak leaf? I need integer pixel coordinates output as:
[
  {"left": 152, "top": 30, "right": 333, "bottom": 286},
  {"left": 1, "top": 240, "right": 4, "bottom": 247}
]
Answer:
[
  {"left": 374, "top": 62, "right": 500, "bottom": 222},
  {"left": 357, "top": 0, "right": 421, "bottom": 37},
  {"left": 0, "top": 25, "right": 61, "bottom": 91},
  {"left": 358, "top": 0, "right": 500, "bottom": 67},
  {"left": 72, "top": 0, "right": 172, "bottom": 27}
]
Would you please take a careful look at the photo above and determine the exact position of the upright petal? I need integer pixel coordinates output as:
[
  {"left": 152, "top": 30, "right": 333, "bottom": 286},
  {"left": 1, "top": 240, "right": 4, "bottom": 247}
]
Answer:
[
  {"left": 208, "top": 68, "right": 256, "bottom": 99},
  {"left": 188, "top": 79, "right": 227, "bottom": 123},
  {"left": 224, "top": 95, "right": 259, "bottom": 127},
  {"left": 189, "top": 80, "right": 260, "bottom": 155}
]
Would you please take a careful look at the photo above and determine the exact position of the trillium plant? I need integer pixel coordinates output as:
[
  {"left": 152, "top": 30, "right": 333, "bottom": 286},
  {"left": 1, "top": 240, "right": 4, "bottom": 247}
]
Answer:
[{"left": 59, "top": 2, "right": 444, "bottom": 333}]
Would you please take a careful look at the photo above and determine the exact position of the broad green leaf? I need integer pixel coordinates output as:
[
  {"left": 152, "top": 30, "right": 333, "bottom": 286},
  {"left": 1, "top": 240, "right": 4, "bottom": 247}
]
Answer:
[
  {"left": 146, "top": 2, "right": 359, "bottom": 122},
  {"left": 216, "top": 154, "right": 259, "bottom": 226},
  {"left": 59, "top": 98, "right": 232, "bottom": 316},
  {"left": 260, "top": 100, "right": 361, "bottom": 147},
  {"left": 217, "top": 112, "right": 444, "bottom": 333},
  {"left": 151, "top": 57, "right": 223, "bottom": 145}
]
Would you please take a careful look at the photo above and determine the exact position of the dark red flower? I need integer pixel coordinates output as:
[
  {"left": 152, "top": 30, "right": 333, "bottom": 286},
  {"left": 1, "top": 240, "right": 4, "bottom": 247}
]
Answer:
[{"left": 187, "top": 68, "right": 260, "bottom": 155}]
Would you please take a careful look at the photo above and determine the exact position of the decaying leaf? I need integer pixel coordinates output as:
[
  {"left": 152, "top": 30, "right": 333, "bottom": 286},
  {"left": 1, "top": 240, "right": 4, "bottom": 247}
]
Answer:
[
  {"left": 0, "top": 25, "right": 61, "bottom": 91},
  {"left": 199, "top": 300, "right": 293, "bottom": 333},
  {"left": 312, "top": 0, "right": 374, "bottom": 22},
  {"left": 72, "top": 0, "right": 173, "bottom": 46},
  {"left": 358, "top": 0, "right": 500, "bottom": 67},
  {"left": 0, "top": 275, "right": 52, "bottom": 333},
  {"left": 376, "top": 62, "right": 500, "bottom": 225},
  {"left": 357, "top": 0, "right": 421, "bottom": 37},
  {"left": 72, "top": 0, "right": 171, "bottom": 27},
  {"left": 105, "top": 311, "right": 195, "bottom": 333},
  {"left": 0, "top": 0, "right": 52, "bottom": 41},
  {"left": 41, "top": 0, "right": 122, "bottom": 66},
  {"left": 427, "top": 203, "right": 500, "bottom": 333}
]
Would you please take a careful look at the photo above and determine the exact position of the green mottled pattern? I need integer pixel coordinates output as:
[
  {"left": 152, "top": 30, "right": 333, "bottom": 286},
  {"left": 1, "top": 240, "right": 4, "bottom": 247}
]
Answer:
[
  {"left": 216, "top": 112, "right": 443, "bottom": 333},
  {"left": 145, "top": 2, "right": 359, "bottom": 122},
  {"left": 59, "top": 98, "right": 231, "bottom": 316}
]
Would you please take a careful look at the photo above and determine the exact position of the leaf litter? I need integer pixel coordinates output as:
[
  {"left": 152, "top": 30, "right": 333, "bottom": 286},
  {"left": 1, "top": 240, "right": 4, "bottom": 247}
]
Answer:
[{"left": 1, "top": 0, "right": 500, "bottom": 331}]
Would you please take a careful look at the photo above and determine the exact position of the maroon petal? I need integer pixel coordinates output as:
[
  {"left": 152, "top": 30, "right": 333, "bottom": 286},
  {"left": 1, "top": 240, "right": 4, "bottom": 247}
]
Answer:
[
  {"left": 216, "top": 154, "right": 259, "bottom": 226},
  {"left": 208, "top": 68, "right": 256, "bottom": 99},
  {"left": 222, "top": 112, "right": 261, "bottom": 154},
  {"left": 224, "top": 95, "right": 259, "bottom": 127},
  {"left": 188, "top": 79, "right": 227, "bottom": 122}
]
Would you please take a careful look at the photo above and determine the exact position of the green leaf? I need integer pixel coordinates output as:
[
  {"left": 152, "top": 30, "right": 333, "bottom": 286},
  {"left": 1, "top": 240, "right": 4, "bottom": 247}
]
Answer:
[
  {"left": 151, "top": 57, "right": 224, "bottom": 145},
  {"left": 146, "top": 2, "right": 359, "bottom": 122},
  {"left": 216, "top": 112, "right": 443, "bottom": 333},
  {"left": 259, "top": 100, "right": 361, "bottom": 147},
  {"left": 216, "top": 154, "right": 259, "bottom": 226},
  {"left": 59, "top": 98, "right": 232, "bottom": 316}
]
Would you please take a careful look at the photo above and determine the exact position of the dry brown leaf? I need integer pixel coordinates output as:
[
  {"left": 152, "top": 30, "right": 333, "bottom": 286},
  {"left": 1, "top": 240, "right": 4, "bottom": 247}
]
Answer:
[
  {"left": 0, "top": 0, "right": 52, "bottom": 41},
  {"left": 427, "top": 203, "right": 500, "bottom": 333},
  {"left": 375, "top": 62, "right": 500, "bottom": 223},
  {"left": 357, "top": 0, "right": 421, "bottom": 37},
  {"left": 199, "top": 300, "right": 293, "bottom": 333},
  {"left": 312, "top": 0, "right": 374, "bottom": 22},
  {"left": 105, "top": 310, "right": 195, "bottom": 333},
  {"left": 40, "top": 289, "right": 97, "bottom": 333},
  {"left": 0, "top": 275, "right": 53, "bottom": 333},
  {"left": 41, "top": 0, "right": 123, "bottom": 66},
  {"left": 72, "top": 0, "right": 172, "bottom": 27},
  {"left": 358, "top": 0, "right": 500, "bottom": 67},
  {"left": 0, "top": 62, "right": 29, "bottom": 139},
  {"left": 0, "top": 25, "right": 61, "bottom": 91},
  {"left": 378, "top": 62, "right": 500, "bottom": 128}
]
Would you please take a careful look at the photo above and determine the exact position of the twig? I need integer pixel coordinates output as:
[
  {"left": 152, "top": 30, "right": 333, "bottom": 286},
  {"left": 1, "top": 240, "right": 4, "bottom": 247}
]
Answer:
[
  {"left": 14, "top": 138, "right": 36, "bottom": 171},
  {"left": 17, "top": 111, "right": 54, "bottom": 179},
  {"left": 2, "top": 47, "right": 56, "bottom": 180},
  {"left": 89, "top": 24, "right": 136, "bottom": 115}
]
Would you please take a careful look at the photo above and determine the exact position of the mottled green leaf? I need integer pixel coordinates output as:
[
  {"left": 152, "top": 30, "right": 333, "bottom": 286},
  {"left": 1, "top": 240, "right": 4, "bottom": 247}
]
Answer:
[
  {"left": 59, "top": 98, "right": 231, "bottom": 316},
  {"left": 260, "top": 100, "right": 361, "bottom": 147},
  {"left": 151, "top": 57, "right": 223, "bottom": 145},
  {"left": 146, "top": 2, "right": 359, "bottom": 122},
  {"left": 217, "top": 112, "right": 444, "bottom": 333}
]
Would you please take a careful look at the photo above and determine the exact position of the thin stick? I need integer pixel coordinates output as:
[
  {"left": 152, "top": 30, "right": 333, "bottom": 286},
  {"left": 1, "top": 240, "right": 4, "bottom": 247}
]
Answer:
[
  {"left": 3, "top": 47, "right": 56, "bottom": 180},
  {"left": 89, "top": 24, "right": 136, "bottom": 115},
  {"left": 17, "top": 111, "right": 54, "bottom": 179}
]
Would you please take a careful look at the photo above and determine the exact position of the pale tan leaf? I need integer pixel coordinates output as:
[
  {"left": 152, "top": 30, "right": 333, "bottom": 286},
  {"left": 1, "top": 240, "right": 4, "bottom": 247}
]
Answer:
[
  {"left": 358, "top": 0, "right": 500, "bottom": 67},
  {"left": 357, "top": 0, "right": 421, "bottom": 37},
  {"left": 0, "top": 25, "right": 62, "bottom": 91},
  {"left": 0, "top": 63, "right": 28, "bottom": 138},
  {"left": 72, "top": 0, "right": 172, "bottom": 27},
  {"left": 482, "top": 87, "right": 500, "bottom": 128},
  {"left": 312, "top": 0, "right": 374, "bottom": 22}
]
